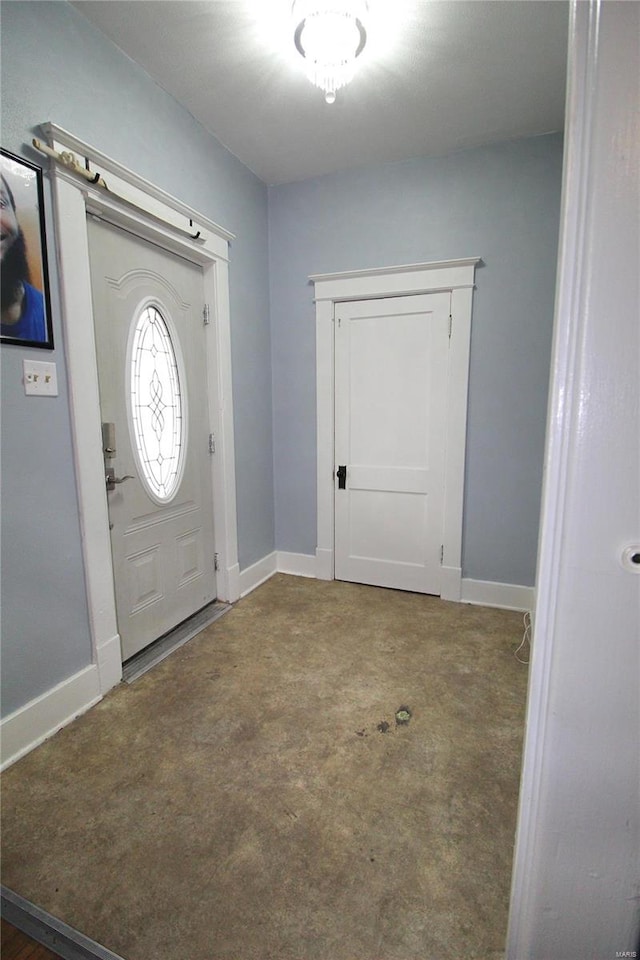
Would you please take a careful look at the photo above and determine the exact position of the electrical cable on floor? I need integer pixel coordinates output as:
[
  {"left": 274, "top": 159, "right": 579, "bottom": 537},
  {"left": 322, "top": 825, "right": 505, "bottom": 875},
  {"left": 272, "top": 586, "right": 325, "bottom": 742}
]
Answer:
[{"left": 514, "top": 610, "right": 531, "bottom": 664}]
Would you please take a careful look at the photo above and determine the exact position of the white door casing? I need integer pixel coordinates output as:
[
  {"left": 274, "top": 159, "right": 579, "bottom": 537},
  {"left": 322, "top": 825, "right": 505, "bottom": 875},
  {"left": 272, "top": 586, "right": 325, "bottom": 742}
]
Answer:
[
  {"left": 88, "top": 218, "right": 218, "bottom": 660},
  {"left": 507, "top": 1, "right": 640, "bottom": 953},
  {"left": 312, "top": 259, "right": 480, "bottom": 601},
  {"left": 334, "top": 293, "right": 450, "bottom": 594},
  {"left": 46, "top": 123, "right": 239, "bottom": 694}
]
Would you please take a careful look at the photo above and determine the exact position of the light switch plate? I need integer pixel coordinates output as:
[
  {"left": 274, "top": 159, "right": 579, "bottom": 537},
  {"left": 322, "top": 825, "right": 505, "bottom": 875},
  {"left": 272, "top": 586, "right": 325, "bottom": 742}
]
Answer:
[{"left": 23, "top": 359, "right": 58, "bottom": 396}]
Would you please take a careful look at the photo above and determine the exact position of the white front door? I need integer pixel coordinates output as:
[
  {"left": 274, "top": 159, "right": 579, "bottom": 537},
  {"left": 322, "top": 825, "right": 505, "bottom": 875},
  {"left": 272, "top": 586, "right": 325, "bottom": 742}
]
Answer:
[
  {"left": 334, "top": 293, "right": 450, "bottom": 594},
  {"left": 87, "top": 217, "right": 217, "bottom": 660}
]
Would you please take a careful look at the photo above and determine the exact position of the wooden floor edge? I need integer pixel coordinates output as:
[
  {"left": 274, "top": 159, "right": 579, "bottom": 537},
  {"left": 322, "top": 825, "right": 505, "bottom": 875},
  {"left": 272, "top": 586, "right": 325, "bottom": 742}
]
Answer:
[{"left": 1, "top": 886, "right": 125, "bottom": 960}]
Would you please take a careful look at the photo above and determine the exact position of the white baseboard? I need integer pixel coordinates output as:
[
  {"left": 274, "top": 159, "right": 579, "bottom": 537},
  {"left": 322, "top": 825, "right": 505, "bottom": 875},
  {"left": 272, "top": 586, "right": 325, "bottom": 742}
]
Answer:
[
  {"left": 239, "top": 551, "right": 318, "bottom": 596},
  {"left": 1, "top": 664, "right": 102, "bottom": 771},
  {"left": 277, "top": 551, "right": 317, "bottom": 578},
  {"left": 460, "top": 578, "right": 535, "bottom": 612},
  {"left": 96, "top": 633, "right": 122, "bottom": 694},
  {"left": 239, "top": 549, "right": 533, "bottom": 613},
  {"left": 239, "top": 551, "right": 278, "bottom": 597},
  {"left": 238, "top": 552, "right": 533, "bottom": 612}
]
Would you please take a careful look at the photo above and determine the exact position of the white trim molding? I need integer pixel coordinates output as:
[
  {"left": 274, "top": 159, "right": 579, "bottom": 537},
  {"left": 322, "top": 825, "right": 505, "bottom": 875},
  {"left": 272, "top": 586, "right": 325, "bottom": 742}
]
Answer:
[
  {"left": 508, "top": 1, "right": 640, "bottom": 953},
  {"left": 460, "top": 578, "right": 535, "bottom": 613},
  {"left": 44, "top": 124, "right": 239, "bottom": 697},
  {"left": 239, "top": 552, "right": 278, "bottom": 598},
  {"left": 240, "top": 550, "right": 534, "bottom": 613},
  {"left": 1, "top": 665, "right": 101, "bottom": 771},
  {"left": 239, "top": 551, "right": 318, "bottom": 598},
  {"left": 312, "top": 259, "right": 480, "bottom": 600},
  {"left": 95, "top": 633, "right": 123, "bottom": 695},
  {"left": 310, "top": 258, "right": 480, "bottom": 299},
  {"left": 507, "top": 2, "right": 597, "bottom": 949},
  {"left": 277, "top": 551, "right": 317, "bottom": 578}
]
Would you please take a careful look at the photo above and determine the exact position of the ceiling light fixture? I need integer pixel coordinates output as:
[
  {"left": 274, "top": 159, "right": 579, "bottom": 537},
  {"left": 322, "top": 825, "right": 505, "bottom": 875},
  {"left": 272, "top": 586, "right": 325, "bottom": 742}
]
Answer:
[{"left": 293, "top": 0, "right": 368, "bottom": 104}]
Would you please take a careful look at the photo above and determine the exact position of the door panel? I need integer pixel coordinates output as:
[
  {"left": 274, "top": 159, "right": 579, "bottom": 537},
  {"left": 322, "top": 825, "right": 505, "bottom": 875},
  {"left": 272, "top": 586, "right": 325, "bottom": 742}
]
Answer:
[
  {"left": 334, "top": 293, "right": 450, "bottom": 594},
  {"left": 87, "top": 217, "right": 216, "bottom": 660}
]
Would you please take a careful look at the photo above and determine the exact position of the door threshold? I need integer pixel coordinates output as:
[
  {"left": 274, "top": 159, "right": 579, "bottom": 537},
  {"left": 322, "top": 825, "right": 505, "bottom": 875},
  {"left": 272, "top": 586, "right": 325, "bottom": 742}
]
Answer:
[
  {"left": 1, "top": 886, "right": 124, "bottom": 960},
  {"left": 122, "top": 600, "right": 231, "bottom": 684}
]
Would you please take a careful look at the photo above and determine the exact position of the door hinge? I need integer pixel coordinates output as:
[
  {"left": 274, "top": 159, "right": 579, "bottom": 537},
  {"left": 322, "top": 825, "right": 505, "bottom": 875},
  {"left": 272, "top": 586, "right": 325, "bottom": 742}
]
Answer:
[
  {"left": 214, "top": 553, "right": 220, "bottom": 571},
  {"left": 209, "top": 433, "right": 216, "bottom": 454},
  {"left": 440, "top": 545, "right": 444, "bottom": 564},
  {"left": 448, "top": 314, "right": 453, "bottom": 339},
  {"left": 203, "top": 303, "right": 211, "bottom": 325}
]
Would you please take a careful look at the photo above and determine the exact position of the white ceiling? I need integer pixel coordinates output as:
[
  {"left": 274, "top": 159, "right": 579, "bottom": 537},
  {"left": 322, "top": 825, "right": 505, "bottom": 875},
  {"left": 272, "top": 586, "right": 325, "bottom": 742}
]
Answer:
[{"left": 71, "top": 0, "right": 569, "bottom": 186}]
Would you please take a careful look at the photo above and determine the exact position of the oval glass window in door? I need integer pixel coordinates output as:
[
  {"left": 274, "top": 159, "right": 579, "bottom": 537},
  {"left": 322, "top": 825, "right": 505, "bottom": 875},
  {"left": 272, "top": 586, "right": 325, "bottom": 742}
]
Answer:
[{"left": 129, "top": 304, "right": 185, "bottom": 501}]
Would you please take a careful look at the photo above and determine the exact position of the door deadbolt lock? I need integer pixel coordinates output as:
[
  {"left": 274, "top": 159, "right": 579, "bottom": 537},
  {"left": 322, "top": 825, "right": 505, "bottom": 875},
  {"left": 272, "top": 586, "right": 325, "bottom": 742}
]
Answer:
[
  {"left": 102, "top": 421, "right": 116, "bottom": 459},
  {"left": 105, "top": 467, "right": 134, "bottom": 492}
]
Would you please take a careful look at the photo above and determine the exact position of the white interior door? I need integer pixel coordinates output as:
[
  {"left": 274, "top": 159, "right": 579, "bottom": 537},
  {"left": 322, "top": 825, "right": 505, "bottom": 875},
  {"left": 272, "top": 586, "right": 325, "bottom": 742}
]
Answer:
[
  {"left": 334, "top": 292, "right": 450, "bottom": 594},
  {"left": 87, "top": 216, "right": 217, "bottom": 661}
]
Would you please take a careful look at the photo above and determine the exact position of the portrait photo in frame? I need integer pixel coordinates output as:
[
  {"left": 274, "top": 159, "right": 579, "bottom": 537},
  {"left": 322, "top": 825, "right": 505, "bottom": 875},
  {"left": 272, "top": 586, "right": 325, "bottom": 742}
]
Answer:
[{"left": 1, "top": 148, "right": 54, "bottom": 349}]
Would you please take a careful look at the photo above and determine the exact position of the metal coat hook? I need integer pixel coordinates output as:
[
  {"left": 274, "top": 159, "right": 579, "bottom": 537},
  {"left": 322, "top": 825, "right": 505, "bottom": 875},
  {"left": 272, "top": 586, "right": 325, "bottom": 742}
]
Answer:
[{"left": 32, "top": 139, "right": 209, "bottom": 244}]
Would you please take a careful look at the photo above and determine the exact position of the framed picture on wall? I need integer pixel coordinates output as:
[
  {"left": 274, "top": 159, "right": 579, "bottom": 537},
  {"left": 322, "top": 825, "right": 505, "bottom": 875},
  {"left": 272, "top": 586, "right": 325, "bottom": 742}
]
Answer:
[{"left": 1, "top": 148, "right": 54, "bottom": 349}]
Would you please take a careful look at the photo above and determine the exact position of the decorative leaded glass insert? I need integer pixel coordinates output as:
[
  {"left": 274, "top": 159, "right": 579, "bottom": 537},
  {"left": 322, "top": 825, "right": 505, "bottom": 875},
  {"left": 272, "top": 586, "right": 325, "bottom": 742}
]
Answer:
[{"left": 130, "top": 304, "right": 184, "bottom": 500}]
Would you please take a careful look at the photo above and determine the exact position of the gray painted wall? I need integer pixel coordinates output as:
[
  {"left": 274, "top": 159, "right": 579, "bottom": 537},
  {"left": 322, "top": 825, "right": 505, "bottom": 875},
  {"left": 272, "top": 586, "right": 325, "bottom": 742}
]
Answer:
[
  {"left": 268, "top": 134, "right": 563, "bottom": 585},
  {"left": 1, "top": 1, "right": 274, "bottom": 716}
]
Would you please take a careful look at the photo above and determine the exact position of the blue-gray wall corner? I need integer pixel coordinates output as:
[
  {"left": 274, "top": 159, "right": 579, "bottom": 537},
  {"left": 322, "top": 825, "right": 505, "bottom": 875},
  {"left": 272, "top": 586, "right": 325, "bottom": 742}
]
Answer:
[{"left": 268, "top": 134, "right": 564, "bottom": 583}]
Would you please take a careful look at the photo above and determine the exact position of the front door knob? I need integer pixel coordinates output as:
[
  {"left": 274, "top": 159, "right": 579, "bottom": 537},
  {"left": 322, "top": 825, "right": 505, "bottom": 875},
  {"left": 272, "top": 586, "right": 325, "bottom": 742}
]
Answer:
[{"left": 105, "top": 468, "right": 134, "bottom": 492}]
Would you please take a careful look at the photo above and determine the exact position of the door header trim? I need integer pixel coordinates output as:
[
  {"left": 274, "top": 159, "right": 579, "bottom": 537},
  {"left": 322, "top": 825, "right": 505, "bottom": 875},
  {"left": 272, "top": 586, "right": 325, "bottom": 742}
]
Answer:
[
  {"left": 310, "top": 259, "right": 481, "bottom": 303},
  {"left": 310, "top": 257, "right": 481, "bottom": 282}
]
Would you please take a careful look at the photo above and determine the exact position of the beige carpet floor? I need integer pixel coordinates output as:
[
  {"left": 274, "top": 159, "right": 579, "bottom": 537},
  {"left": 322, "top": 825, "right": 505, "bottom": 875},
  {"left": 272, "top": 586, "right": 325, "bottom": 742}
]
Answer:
[{"left": 1, "top": 575, "right": 528, "bottom": 960}]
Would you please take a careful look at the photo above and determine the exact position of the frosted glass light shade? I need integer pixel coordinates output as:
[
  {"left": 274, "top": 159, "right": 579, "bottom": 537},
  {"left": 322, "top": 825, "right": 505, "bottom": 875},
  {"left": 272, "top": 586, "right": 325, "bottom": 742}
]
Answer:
[{"left": 293, "top": 1, "right": 368, "bottom": 103}]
